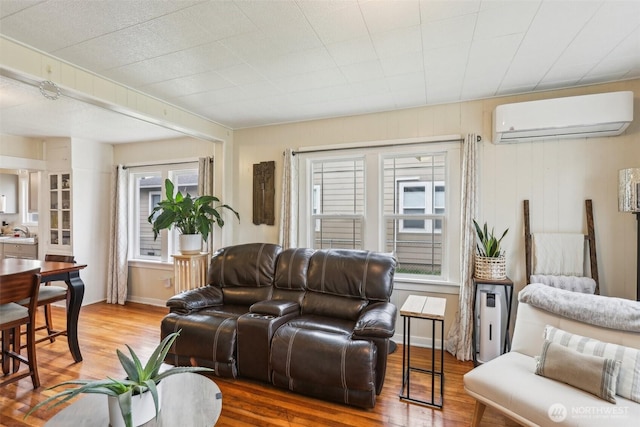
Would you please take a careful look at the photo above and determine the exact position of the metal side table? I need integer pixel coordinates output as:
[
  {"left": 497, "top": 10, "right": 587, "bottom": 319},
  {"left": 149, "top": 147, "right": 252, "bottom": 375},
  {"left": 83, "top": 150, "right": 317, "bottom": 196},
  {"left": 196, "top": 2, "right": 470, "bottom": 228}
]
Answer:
[{"left": 399, "top": 295, "right": 447, "bottom": 408}]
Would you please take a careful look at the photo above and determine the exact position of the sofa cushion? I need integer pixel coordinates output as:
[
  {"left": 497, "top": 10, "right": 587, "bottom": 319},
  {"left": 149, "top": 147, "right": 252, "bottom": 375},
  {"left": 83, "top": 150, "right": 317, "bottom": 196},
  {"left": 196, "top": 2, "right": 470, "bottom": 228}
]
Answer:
[
  {"left": 306, "top": 249, "right": 395, "bottom": 302},
  {"left": 161, "top": 310, "right": 239, "bottom": 378},
  {"left": 535, "top": 340, "right": 620, "bottom": 403},
  {"left": 353, "top": 301, "right": 397, "bottom": 338},
  {"left": 270, "top": 323, "right": 377, "bottom": 408},
  {"left": 464, "top": 351, "right": 640, "bottom": 426},
  {"left": 274, "top": 247, "right": 315, "bottom": 291},
  {"left": 302, "top": 291, "right": 367, "bottom": 321},
  {"left": 510, "top": 301, "right": 640, "bottom": 360},
  {"left": 208, "top": 242, "right": 281, "bottom": 289},
  {"left": 166, "top": 286, "right": 223, "bottom": 314},
  {"left": 285, "top": 314, "right": 355, "bottom": 336},
  {"left": 221, "top": 286, "right": 272, "bottom": 306},
  {"left": 545, "top": 325, "right": 640, "bottom": 403}
]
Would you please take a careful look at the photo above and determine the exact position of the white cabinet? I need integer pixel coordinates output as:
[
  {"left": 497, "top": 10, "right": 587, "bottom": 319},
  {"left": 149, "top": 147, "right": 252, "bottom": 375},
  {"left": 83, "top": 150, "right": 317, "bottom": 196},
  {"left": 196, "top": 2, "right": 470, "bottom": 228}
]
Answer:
[
  {"left": 3, "top": 242, "right": 38, "bottom": 259},
  {"left": 49, "top": 172, "right": 72, "bottom": 249}
]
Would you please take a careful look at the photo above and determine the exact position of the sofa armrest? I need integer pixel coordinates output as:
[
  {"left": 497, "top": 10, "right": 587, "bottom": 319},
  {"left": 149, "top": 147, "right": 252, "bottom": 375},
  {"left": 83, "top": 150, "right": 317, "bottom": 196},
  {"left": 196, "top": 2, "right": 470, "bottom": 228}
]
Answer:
[
  {"left": 166, "top": 286, "right": 223, "bottom": 314},
  {"left": 250, "top": 300, "right": 300, "bottom": 317},
  {"left": 354, "top": 301, "right": 397, "bottom": 338}
]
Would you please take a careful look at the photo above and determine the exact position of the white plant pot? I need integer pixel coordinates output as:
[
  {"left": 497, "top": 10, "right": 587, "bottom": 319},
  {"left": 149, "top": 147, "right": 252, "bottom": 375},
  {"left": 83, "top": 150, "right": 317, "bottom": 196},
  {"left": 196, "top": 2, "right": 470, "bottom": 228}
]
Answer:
[
  {"left": 179, "top": 234, "right": 202, "bottom": 255},
  {"left": 107, "top": 385, "right": 162, "bottom": 427}
]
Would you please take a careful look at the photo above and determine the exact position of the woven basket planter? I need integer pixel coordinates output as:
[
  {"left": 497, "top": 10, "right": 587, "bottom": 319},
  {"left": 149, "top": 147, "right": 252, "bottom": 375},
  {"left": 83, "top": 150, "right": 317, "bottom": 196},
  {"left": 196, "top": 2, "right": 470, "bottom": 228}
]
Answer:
[{"left": 474, "top": 255, "right": 506, "bottom": 280}]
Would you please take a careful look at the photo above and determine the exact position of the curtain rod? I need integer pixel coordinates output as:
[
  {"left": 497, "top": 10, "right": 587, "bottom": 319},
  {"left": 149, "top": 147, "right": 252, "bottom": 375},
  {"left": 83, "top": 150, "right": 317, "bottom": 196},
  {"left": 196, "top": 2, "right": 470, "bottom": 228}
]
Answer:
[
  {"left": 122, "top": 158, "right": 211, "bottom": 169},
  {"left": 291, "top": 135, "right": 480, "bottom": 156}
]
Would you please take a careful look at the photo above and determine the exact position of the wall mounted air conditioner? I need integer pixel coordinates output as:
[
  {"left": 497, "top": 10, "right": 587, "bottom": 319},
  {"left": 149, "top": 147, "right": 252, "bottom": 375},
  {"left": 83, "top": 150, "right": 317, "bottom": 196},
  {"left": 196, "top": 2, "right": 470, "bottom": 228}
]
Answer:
[{"left": 493, "top": 91, "right": 634, "bottom": 143}]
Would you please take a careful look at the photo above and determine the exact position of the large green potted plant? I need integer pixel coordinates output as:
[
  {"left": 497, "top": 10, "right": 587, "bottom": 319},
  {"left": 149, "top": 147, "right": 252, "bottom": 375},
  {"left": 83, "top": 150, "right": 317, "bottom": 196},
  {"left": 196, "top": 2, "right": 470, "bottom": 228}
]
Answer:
[
  {"left": 473, "top": 219, "right": 509, "bottom": 280},
  {"left": 148, "top": 178, "right": 239, "bottom": 254},
  {"left": 26, "top": 331, "right": 213, "bottom": 427}
]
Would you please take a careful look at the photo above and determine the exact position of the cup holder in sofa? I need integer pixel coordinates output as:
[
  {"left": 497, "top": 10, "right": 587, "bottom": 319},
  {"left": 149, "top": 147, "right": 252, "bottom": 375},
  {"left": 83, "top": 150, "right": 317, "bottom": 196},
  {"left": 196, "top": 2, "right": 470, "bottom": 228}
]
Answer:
[{"left": 247, "top": 313, "right": 275, "bottom": 320}]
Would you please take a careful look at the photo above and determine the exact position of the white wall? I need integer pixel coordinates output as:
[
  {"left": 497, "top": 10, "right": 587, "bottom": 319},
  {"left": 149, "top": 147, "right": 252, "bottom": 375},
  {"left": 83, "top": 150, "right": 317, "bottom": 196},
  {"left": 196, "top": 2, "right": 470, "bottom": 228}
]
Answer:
[
  {"left": 112, "top": 137, "right": 235, "bottom": 306},
  {"left": 0, "top": 135, "right": 44, "bottom": 160},
  {"left": 233, "top": 79, "right": 640, "bottom": 345},
  {"left": 71, "top": 139, "right": 114, "bottom": 305},
  {"left": 479, "top": 81, "right": 640, "bottom": 301}
]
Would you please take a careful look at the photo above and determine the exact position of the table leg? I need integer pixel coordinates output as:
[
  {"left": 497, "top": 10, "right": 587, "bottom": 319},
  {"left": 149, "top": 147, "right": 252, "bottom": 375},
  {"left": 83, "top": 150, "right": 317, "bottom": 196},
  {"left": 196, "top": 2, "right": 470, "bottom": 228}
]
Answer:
[
  {"left": 406, "top": 317, "right": 411, "bottom": 398},
  {"left": 471, "top": 283, "right": 478, "bottom": 366},
  {"left": 440, "top": 318, "right": 444, "bottom": 404},
  {"left": 503, "top": 285, "right": 513, "bottom": 353},
  {"left": 65, "top": 272, "right": 84, "bottom": 362},
  {"left": 2, "top": 330, "right": 10, "bottom": 374},
  {"left": 401, "top": 316, "right": 407, "bottom": 388}
]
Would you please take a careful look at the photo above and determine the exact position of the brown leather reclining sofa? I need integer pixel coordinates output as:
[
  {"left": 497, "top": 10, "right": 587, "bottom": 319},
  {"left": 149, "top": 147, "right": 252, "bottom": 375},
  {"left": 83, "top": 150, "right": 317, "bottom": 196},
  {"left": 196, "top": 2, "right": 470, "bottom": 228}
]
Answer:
[{"left": 161, "top": 242, "right": 397, "bottom": 408}]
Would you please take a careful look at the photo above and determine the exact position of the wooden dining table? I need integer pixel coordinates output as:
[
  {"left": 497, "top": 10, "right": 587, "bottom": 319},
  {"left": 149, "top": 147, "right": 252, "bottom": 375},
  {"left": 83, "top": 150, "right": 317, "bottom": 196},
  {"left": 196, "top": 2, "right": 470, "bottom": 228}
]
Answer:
[{"left": 0, "top": 258, "right": 87, "bottom": 362}]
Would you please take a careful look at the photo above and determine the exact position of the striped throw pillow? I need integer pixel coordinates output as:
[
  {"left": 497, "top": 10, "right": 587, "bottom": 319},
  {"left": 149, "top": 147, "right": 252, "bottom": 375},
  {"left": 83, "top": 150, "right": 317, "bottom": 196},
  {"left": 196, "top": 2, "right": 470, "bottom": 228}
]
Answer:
[
  {"left": 535, "top": 340, "right": 620, "bottom": 403},
  {"left": 544, "top": 325, "right": 640, "bottom": 403}
]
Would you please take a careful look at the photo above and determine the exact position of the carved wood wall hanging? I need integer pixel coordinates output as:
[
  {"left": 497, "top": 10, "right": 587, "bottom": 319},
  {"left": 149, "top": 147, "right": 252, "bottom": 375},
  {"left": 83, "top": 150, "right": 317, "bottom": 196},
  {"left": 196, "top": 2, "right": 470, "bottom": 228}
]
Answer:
[{"left": 253, "top": 160, "right": 275, "bottom": 225}]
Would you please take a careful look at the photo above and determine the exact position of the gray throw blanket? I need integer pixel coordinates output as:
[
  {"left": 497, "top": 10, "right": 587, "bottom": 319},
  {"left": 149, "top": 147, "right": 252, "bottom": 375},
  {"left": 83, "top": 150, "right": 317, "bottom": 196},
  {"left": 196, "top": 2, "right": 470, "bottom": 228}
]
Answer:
[
  {"left": 529, "top": 274, "right": 596, "bottom": 294},
  {"left": 519, "top": 283, "right": 640, "bottom": 332}
]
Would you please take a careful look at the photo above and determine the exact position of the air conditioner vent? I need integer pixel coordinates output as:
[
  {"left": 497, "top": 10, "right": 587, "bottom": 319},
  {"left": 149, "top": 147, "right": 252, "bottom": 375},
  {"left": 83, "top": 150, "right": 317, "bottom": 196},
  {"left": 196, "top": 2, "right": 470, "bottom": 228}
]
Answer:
[{"left": 493, "top": 91, "right": 634, "bottom": 143}]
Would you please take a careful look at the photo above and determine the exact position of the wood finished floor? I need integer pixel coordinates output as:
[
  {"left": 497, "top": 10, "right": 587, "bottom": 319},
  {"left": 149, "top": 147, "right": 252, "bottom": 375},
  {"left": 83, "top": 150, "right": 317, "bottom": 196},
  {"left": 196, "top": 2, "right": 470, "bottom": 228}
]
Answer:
[{"left": 0, "top": 302, "right": 518, "bottom": 426}]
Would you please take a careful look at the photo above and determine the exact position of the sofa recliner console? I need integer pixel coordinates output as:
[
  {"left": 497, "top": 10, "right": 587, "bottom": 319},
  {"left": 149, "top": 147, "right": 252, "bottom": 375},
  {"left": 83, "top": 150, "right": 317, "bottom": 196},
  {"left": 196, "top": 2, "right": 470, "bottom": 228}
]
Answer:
[{"left": 161, "top": 243, "right": 397, "bottom": 408}]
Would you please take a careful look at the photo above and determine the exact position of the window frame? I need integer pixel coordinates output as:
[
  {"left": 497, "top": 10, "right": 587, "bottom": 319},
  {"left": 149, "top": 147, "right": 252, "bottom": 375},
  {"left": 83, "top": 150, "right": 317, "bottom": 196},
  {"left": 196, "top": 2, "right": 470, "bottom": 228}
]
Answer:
[
  {"left": 304, "top": 156, "right": 366, "bottom": 250},
  {"left": 127, "top": 163, "right": 198, "bottom": 263},
  {"left": 297, "top": 139, "right": 461, "bottom": 286},
  {"left": 312, "top": 184, "right": 321, "bottom": 232}
]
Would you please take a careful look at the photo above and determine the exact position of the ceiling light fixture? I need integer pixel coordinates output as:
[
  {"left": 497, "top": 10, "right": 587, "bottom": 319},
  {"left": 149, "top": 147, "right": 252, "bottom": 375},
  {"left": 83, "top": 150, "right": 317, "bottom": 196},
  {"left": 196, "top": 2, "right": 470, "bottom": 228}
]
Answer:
[{"left": 39, "top": 80, "right": 61, "bottom": 100}]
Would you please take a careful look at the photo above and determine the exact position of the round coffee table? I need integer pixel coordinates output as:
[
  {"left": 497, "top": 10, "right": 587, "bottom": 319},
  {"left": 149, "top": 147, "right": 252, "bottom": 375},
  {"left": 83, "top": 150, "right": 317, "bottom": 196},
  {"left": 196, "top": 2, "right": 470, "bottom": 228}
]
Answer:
[{"left": 44, "top": 373, "right": 222, "bottom": 426}]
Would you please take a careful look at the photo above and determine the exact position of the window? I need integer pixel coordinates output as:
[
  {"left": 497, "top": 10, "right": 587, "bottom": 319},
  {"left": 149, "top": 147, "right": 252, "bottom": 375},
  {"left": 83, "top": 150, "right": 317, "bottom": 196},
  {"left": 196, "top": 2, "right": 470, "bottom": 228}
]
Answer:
[
  {"left": 129, "top": 164, "right": 198, "bottom": 262},
  {"left": 384, "top": 154, "right": 446, "bottom": 277},
  {"left": 310, "top": 158, "right": 364, "bottom": 249},
  {"left": 299, "top": 142, "right": 460, "bottom": 283}
]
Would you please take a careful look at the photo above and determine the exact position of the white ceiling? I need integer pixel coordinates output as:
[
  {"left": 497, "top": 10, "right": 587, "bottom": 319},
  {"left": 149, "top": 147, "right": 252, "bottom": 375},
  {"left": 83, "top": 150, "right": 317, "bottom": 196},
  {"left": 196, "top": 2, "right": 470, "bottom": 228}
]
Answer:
[
  {"left": 0, "top": 73, "right": 187, "bottom": 142},
  {"left": 1, "top": 0, "right": 639, "bottom": 142}
]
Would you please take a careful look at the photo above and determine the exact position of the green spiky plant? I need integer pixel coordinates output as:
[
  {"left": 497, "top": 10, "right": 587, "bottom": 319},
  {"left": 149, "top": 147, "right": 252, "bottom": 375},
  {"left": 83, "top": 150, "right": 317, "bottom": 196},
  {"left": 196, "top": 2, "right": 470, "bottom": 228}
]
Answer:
[
  {"left": 26, "top": 331, "right": 213, "bottom": 427},
  {"left": 148, "top": 178, "right": 239, "bottom": 241},
  {"left": 473, "top": 219, "right": 509, "bottom": 257}
]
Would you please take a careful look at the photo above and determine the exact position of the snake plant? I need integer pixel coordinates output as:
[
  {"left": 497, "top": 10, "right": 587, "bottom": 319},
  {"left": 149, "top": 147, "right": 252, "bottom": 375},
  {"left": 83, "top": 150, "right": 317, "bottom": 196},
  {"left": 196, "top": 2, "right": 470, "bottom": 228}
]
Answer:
[{"left": 473, "top": 219, "right": 508, "bottom": 257}]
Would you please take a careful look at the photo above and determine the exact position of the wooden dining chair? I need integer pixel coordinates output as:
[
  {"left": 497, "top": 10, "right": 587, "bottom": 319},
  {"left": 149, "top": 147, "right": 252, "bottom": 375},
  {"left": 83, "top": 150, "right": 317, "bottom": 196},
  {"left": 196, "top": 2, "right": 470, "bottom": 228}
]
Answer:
[
  {"left": 35, "top": 254, "right": 76, "bottom": 343},
  {"left": 18, "top": 254, "right": 75, "bottom": 348},
  {"left": 0, "top": 267, "right": 41, "bottom": 389}
]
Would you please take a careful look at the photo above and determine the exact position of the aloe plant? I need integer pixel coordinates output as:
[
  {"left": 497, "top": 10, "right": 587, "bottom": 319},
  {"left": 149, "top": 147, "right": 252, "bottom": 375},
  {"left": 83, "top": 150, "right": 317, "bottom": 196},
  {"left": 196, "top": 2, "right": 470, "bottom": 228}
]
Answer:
[
  {"left": 26, "top": 331, "right": 212, "bottom": 427},
  {"left": 148, "top": 178, "right": 239, "bottom": 241},
  {"left": 473, "top": 219, "right": 508, "bottom": 257}
]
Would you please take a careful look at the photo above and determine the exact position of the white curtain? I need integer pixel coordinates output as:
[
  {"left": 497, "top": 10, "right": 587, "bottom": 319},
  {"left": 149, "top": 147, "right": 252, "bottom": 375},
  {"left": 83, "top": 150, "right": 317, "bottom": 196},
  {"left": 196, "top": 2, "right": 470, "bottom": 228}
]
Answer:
[
  {"left": 198, "top": 156, "right": 214, "bottom": 255},
  {"left": 446, "top": 133, "right": 479, "bottom": 361},
  {"left": 107, "top": 165, "right": 128, "bottom": 305},
  {"left": 278, "top": 148, "right": 298, "bottom": 248}
]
